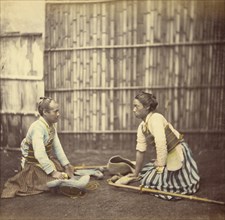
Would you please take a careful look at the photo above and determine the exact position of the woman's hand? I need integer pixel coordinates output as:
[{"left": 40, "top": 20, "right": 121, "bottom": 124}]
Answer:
[
  {"left": 155, "top": 166, "right": 164, "bottom": 173},
  {"left": 154, "top": 160, "right": 165, "bottom": 173},
  {"left": 64, "top": 164, "right": 75, "bottom": 178},
  {"left": 154, "top": 161, "right": 165, "bottom": 173}
]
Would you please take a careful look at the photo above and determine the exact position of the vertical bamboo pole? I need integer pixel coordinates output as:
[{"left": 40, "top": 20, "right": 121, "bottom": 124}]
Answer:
[
  {"left": 65, "top": 5, "right": 69, "bottom": 131},
  {"left": 60, "top": 6, "right": 65, "bottom": 130},
  {"left": 209, "top": 3, "right": 215, "bottom": 129},
  {"left": 109, "top": 2, "right": 115, "bottom": 132},
  {"left": 153, "top": 1, "right": 159, "bottom": 89},
  {"left": 122, "top": 0, "right": 127, "bottom": 130},
  {"left": 45, "top": 5, "right": 49, "bottom": 91},
  {"left": 81, "top": 4, "right": 86, "bottom": 131},
  {"left": 162, "top": 2, "right": 168, "bottom": 116},
  {"left": 92, "top": 3, "right": 97, "bottom": 132},
  {"left": 85, "top": 5, "right": 88, "bottom": 133},
  {"left": 214, "top": 6, "right": 222, "bottom": 131},
  {"left": 173, "top": 2, "right": 180, "bottom": 128},
  {"left": 65, "top": 4, "right": 69, "bottom": 49},
  {"left": 72, "top": 5, "right": 77, "bottom": 132},
  {"left": 80, "top": 5, "right": 84, "bottom": 132},
  {"left": 89, "top": 5, "right": 93, "bottom": 133},
  {"left": 186, "top": 1, "right": 194, "bottom": 130},
  {"left": 156, "top": 1, "right": 161, "bottom": 43},
  {"left": 88, "top": 4, "right": 93, "bottom": 134},
  {"left": 96, "top": 4, "right": 101, "bottom": 131},
  {"left": 76, "top": 5, "right": 80, "bottom": 131},
  {"left": 212, "top": 45, "right": 219, "bottom": 130},
  {"left": 135, "top": 1, "right": 140, "bottom": 91},
  {"left": 157, "top": 1, "right": 163, "bottom": 98},
  {"left": 69, "top": 6, "right": 73, "bottom": 131},
  {"left": 101, "top": 3, "right": 107, "bottom": 132},
  {"left": 132, "top": 0, "right": 137, "bottom": 128},
  {"left": 117, "top": 2, "right": 122, "bottom": 131},
  {"left": 190, "top": 1, "right": 196, "bottom": 130},
  {"left": 156, "top": 2, "right": 162, "bottom": 104},
  {"left": 56, "top": 7, "right": 60, "bottom": 129},
  {"left": 53, "top": 7, "right": 59, "bottom": 94},
  {"left": 206, "top": 45, "right": 213, "bottom": 130},
  {"left": 145, "top": 1, "right": 151, "bottom": 89},
  {"left": 166, "top": 1, "right": 172, "bottom": 122},
  {"left": 84, "top": 4, "right": 90, "bottom": 132},
  {"left": 182, "top": 1, "right": 188, "bottom": 128},
  {"left": 126, "top": 0, "right": 132, "bottom": 130}
]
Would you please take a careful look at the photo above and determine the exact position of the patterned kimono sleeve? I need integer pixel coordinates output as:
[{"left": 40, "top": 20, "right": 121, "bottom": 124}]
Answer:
[
  {"left": 149, "top": 114, "right": 167, "bottom": 166},
  {"left": 136, "top": 123, "right": 147, "bottom": 152},
  {"left": 31, "top": 126, "right": 55, "bottom": 174},
  {"left": 52, "top": 130, "right": 70, "bottom": 167}
]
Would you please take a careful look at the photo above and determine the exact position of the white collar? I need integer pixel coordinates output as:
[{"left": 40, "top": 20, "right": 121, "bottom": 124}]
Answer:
[
  {"left": 144, "top": 112, "right": 154, "bottom": 124},
  {"left": 142, "top": 112, "right": 154, "bottom": 133},
  {"left": 39, "top": 116, "right": 50, "bottom": 128}
]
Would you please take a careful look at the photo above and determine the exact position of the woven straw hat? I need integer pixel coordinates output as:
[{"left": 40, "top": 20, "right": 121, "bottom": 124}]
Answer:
[{"left": 107, "top": 155, "right": 135, "bottom": 175}]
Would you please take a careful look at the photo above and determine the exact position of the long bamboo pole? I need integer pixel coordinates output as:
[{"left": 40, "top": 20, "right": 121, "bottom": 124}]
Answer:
[
  {"left": 107, "top": 180, "right": 225, "bottom": 205},
  {"left": 73, "top": 161, "right": 136, "bottom": 170},
  {"left": 74, "top": 165, "right": 107, "bottom": 170}
]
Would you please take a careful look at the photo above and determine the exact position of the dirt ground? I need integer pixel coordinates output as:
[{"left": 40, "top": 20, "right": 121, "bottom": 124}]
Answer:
[{"left": 0, "top": 147, "right": 225, "bottom": 220}]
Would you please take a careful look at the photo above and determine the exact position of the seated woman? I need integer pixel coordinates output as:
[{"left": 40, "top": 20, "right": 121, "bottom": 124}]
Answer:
[
  {"left": 129, "top": 91, "right": 200, "bottom": 200},
  {"left": 1, "top": 97, "right": 75, "bottom": 198}
]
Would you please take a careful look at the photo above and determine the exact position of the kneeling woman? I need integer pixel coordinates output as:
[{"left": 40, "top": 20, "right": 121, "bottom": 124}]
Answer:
[{"left": 131, "top": 91, "right": 200, "bottom": 200}]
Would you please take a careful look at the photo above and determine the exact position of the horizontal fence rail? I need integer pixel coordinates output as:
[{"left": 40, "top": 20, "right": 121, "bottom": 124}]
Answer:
[
  {"left": 57, "top": 130, "right": 225, "bottom": 134},
  {"left": 45, "top": 40, "right": 225, "bottom": 52},
  {"left": 0, "top": 33, "right": 42, "bottom": 38},
  {"left": 45, "top": 85, "right": 225, "bottom": 92},
  {"left": 0, "top": 77, "right": 44, "bottom": 81}
]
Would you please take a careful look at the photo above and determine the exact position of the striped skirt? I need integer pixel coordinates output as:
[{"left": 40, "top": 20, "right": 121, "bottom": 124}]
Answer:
[
  {"left": 1, "top": 158, "right": 63, "bottom": 198},
  {"left": 140, "top": 142, "right": 200, "bottom": 200}
]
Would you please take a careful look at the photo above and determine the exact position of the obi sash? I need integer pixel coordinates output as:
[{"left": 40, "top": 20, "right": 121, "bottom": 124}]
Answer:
[
  {"left": 25, "top": 120, "right": 55, "bottom": 165},
  {"left": 142, "top": 124, "right": 183, "bottom": 152}
]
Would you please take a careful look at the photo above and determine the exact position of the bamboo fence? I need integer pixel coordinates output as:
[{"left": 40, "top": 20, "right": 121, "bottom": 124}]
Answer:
[
  {"left": 42, "top": 0, "right": 225, "bottom": 151},
  {"left": 0, "top": 34, "right": 44, "bottom": 149}
]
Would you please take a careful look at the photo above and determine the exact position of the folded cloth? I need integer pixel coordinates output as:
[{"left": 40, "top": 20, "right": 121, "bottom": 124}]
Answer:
[
  {"left": 115, "top": 175, "right": 140, "bottom": 185},
  {"left": 74, "top": 169, "right": 104, "bottom": 179},
  {"left": 107, "top": 155, "right": 135, "bottom": 175},
  {"left": 47, "top": 175, "right": 90, "bottom": 189}
]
